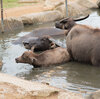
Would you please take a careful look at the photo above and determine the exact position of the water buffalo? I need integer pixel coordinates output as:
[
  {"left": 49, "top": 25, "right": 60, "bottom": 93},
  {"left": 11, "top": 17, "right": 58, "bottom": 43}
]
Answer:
[
  {"left": 13, "top": 27, "right": 67, "bottom": 45},
  {"left": 23, "top": 36, "right": 59, "bottom": 52},
  {"left": 55, "top": 15, "right": 100, "bottom": 66},
  {"left": 15, "top": 47, "right": 70, "bottom": 67}
]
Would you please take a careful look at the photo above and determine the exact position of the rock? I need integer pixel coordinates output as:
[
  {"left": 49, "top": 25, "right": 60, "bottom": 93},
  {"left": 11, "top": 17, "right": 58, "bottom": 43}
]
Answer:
[
  {"left": 0, "top": 18, "right": 24, "bottom": 33},
  {"left": 41, "top": 82, "right": 50, "bottom": 85},
  {"left": 44, "top": 0, "right": 64, "bottom": 10},
  {"left": 0, "top": 73, "right": 84, "bottom": 99},
  {"left": 54, "top": 0, "right": 97, "bottom": 18},
  {"left": 86, "top": 90, "right": 100, "bottom": 99},
  {"left": 97, "top": 0, "right": 100, "bottom": 8},
  {"left": 55, "top": 3, "right": 86, "bottom": 18},
  {"left": 76, "top": 0, "right": 97, "bottom": 9},
  {"left": 20, "top": 10, "right": 63, "bottom": 25},
  {"left": 55, "top": 3, "right": 84, "bottom": 18},
  {"left": 55, "top": 4, "right": 66, "bottom": 18}
]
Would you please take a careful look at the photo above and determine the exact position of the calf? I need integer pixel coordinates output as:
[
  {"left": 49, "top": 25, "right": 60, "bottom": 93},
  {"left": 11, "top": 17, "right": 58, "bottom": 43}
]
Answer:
[{"left": 15, "top": 47, "right": 70, "bottom": 67}]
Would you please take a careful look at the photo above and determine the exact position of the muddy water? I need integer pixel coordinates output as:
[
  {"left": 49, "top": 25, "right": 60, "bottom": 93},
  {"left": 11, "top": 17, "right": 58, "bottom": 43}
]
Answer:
[{"left": 0, "top": 10, "right": 100, "bottom": 96}]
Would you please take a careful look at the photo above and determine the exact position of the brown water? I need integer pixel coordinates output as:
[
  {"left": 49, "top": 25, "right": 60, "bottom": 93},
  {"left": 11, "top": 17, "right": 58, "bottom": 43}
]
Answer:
[{"left": 0, "top": 10, "right": 100, "bottom": 96}]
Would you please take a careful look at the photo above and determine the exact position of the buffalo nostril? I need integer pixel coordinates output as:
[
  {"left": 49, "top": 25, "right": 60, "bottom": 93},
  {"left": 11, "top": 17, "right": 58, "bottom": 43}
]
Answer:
[{"left": 15, "top": 58, "right": 18, "bottom": 63}]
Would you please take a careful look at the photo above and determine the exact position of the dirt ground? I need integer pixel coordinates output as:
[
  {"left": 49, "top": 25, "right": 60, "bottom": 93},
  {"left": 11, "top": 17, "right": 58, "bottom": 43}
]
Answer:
[
  {"left": 2, "top": 3, "right": 47, "bottom": 18},
  {"left": 0, "top": 0, "right": 98, "bottom": 19}
]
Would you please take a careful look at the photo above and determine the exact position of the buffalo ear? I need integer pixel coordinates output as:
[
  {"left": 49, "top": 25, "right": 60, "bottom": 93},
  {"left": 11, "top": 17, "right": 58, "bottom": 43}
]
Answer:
[
  {"left": 50, "top": 42, "right": 56, "bottom": 49},
  {"left": 31, "top": 46, "right": 35, "bottom": 52}
]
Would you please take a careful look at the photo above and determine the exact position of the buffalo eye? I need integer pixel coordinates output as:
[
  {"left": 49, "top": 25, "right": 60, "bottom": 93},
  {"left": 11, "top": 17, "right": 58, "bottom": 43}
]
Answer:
[{"left": 22, "top": 53, "right": 27, "bottom": 59}]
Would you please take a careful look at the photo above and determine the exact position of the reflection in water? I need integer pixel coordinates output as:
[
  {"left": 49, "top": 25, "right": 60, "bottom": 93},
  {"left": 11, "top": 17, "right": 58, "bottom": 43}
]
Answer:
[
  {"left": 0, "top": 11, "right": 100, "bottom": 96},
  {"left": 16, "top": 62, "right": 100, "bottom": 95}
]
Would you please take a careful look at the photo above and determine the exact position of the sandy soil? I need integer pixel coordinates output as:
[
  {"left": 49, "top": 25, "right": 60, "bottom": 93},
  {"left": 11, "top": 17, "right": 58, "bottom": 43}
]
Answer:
[
  {"left": 0, "top": 0, "right": 98, "bottom": 19},
  {"left": 2, "top": 3, "right": 47, "bottom": 18}
]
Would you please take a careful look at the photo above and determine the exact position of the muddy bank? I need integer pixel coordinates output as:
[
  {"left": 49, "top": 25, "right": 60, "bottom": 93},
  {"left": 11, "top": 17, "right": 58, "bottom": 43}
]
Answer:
[
  {"left": 0, "top": 73, "right": 84, "bottom": 99},
  {"left": 0, "top": 0, "right": 98, "bottom": 33}
]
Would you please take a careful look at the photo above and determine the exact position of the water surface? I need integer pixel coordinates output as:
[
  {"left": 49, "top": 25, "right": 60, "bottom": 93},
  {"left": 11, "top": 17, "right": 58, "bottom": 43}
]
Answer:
[{"left": 0, "top": 10, "right": 100, "bottom": 96}]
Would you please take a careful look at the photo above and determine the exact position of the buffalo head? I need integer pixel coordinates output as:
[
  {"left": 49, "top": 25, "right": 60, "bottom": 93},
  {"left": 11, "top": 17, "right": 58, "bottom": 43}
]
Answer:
[
  {"left": 23, "top": 36, "right": 59, "bottom": 52},
  {"left": 55, "top": 15, "right": 89, "bottom": 30}
]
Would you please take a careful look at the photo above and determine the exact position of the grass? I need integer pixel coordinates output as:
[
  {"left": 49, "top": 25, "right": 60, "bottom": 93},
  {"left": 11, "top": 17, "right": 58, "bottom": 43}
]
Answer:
[
  {"left": 3, "top": 0, "right": 36, "bottom": 8},
  {"left": 3, "top": 0, "right": 44, "bottom": 8},
  {"left": 3, "top": 0, "right": 24, "bottom": 8}
]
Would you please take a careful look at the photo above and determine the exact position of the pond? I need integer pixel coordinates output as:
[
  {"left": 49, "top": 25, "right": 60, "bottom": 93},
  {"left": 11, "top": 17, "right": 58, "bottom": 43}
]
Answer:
[{"left": 0, "top": 9, "right": 100, "bottom": 96}]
